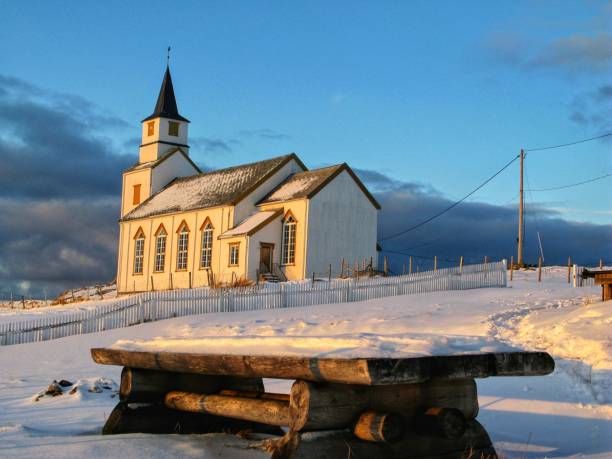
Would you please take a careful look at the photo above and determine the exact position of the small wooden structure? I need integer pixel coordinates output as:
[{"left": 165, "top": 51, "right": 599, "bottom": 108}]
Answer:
[
  {"left": 582, "top": 269, "right": 612, "bottom": 301},
  {"left": 92, "top": 349, "right": 554, "bottom": 458}
]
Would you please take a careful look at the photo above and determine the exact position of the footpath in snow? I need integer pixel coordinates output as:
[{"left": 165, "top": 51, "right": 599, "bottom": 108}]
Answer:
[{"left": 0, "top": 267, "right": 610, "bottom": 458}]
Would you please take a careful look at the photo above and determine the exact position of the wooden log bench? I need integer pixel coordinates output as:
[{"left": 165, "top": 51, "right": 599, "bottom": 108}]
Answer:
[{"left": 92, "top": 349, "right": 554, "bottom": 458}]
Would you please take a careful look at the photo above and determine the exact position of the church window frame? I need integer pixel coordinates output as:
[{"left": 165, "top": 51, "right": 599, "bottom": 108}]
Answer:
[
  {"left": 147, "top": 121, "right": 155, "bottom": 136},
  {"left": 176, "top": 221, "right": 190, "bottom": 271},
  {"left": 199, "top": 219, "right": 214, "bottom": 269},
  {"left": 133, "top": 228, "right": 145, "bottom": 275},
  {"left": 154, "top": 225, "right": 167, "bottom": 272},
  {"left": 228, "top": 243, "right": 240, "bottom": 267},
  {"left": 168, "top": 121, "right": 179, "bottom": 137},
  {"left": 281, "top": 211, "right": 296, "bottom": 266}
]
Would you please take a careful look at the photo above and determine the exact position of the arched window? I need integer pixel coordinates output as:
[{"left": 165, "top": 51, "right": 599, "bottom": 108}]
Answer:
[
  {"left": 133, "top": 229, "right": 145, "bottom": 274},
  {"left": 154, "top": 226, "right": 167, "bottom": 272},
  {"left": 176, "top": 222, "right": 189, "bottom": 271},
  {"left": 200, "top": 222, "right": 213, "bottom": 269},
  {"left": 281, "top": 215, "right": 296, "bottom": 265}
]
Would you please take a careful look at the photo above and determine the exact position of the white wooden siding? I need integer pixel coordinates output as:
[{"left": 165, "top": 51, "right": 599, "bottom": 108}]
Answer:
[
  {"left": 151, "top": 151, "right": 199, "bottom": 193},
  {"left": 234, "top": 158, "right": 305, "bottom": 224},
  {"left": 305, "top": 170, "right": 378, "bottom": 276}
]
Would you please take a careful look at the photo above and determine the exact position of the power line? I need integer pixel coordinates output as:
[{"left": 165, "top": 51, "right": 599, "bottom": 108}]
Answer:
[
  {"left": 502, "top": 192, "right": 520, "bottom": 206},
  {"left": 378, "top": 154, "right": 520, "bottom": 242},
  {"left": 525, "top": 132, "right": 612, "bottom": 152},
  {"left": 526, "top": 171, "right": 612, "bottom": 192}
]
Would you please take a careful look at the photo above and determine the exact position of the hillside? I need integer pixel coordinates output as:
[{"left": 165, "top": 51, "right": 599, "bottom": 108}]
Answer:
[{"left": 0, "top": 267, "right": 610, "bottom": 458}]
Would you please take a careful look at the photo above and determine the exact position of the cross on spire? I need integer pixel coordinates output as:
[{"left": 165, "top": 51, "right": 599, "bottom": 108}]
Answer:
[{"left": 167, "top": 46, "right": 171, "bottom": 66}]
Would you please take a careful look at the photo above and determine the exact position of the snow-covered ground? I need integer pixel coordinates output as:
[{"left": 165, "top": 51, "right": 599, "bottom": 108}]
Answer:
[
  {"left": 0, "top": 293, "right": 133, "bottom": 325},
  {"left": 0, "top": 267, "right": 610, "bottom": 458}
]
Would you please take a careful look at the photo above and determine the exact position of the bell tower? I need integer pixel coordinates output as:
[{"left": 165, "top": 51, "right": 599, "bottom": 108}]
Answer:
[{"left": 139, "top": 66, "right": 190, "bottom": 164}]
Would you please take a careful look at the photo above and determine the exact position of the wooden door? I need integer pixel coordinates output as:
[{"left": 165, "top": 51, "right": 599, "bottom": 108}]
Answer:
[{"left": 260, "top": 244, "right": 273, "bottom": 273}]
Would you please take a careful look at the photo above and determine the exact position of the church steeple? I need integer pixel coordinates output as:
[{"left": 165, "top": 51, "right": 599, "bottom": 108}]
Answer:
[
  {"left": 138, "top": 65, "right": 190, "bottom": 164},
  {"left": 142, "top": 66, "right": 189, "bottom": 123}
]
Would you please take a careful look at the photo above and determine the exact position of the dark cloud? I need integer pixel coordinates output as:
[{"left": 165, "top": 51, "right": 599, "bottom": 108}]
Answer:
[
  {"left": 569, "top": 84, "right": 612, "bottom": 133},
  {"left": 0, "top": 75, "right": 133, "bottom": 199},
  {"left": 486, "top": 33, "right": 612, "bottom": 74},
  {"left": 0, "top": 198, "right": 119, "bottom": 296},
  {"left": 0, "top": 75, "right": 132, "bottom": 297},
  {"left": 355, "top": 170, "right": 612, "bottom": 272},
  {"left": 354, "top": 168, "right": 440, "bottom": 196},
  {"left": 237, "top": 129, "right": 291, "bottom": 140},
  {"left": 594, "top": 84, "right": 612, "bottom": 102},
  {"left": 530, "top": 34, "right": 612, "bottom": 71},
  {"left": 190, "top": 136, "right": 236, "bottom": 154}
]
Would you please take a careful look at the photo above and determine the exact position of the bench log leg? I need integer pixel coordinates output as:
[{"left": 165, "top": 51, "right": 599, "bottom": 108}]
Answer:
[
  {"left": 266, "top": 420, "right": 496, "bottom": 459},
  {"left": 103, "top": 402, "right": 283, "bottom": 436}
]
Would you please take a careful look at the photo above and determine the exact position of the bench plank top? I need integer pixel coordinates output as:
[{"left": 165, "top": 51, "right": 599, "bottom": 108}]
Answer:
[{"left": 91, "top": 348, "right": 554, "bottom": 385}]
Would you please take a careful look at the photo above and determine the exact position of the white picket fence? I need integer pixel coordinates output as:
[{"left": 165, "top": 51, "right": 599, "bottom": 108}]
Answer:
[
  {"left": 572, "top": 265, "right": 596, "bottom": 287},
  {"left": 0, "top": 261, "right": 507, "bottom": 346}
]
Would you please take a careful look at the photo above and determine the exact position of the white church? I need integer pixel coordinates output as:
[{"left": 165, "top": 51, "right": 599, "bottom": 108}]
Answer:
[{"left": 116, "top": 66, "right": 379, "bottom": 293}]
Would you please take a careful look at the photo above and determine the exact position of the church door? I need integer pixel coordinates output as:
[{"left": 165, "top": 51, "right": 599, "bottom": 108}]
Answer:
[{"left": 259, "top": 244, "right": 273, "bottom": 273}]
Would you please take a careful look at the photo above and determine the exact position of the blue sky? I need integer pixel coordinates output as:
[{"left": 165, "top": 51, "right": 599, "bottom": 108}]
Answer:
[
  {"left": 3, "top": 0, "right": 610, "bottom": 222},
  {"left": 1, "top": 1, "right": 611, "bottom": 296}
]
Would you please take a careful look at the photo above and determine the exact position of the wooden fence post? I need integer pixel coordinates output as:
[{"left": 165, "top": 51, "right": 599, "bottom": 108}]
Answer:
[
  {"left": 383, "top": 256, "right": 388, "bottom": 276},
  {"left": 151, "top": 276, "right": 155, "bottom": 291},
  {"left": 567, "top": 256, "right": 571, "bottom": 284},
  {"left": 510, "top": 256, "right": 514, "bottom": 281},
  {"left": 459, "top": 256, "right": 464, "bottom": 274},
  {"left": 170, "top": 273, "right": 173, "bottom": 290},
  {"left": 341, "top": 259, "right": 345, "bottom": 278},
  {"left": 409, "top": 256, "right": 413, "bottom": 274},
  {"left": 537, "top": 257, "right": 542, "bottom": 282},
  {"left": 189, "top": 272, "right": 192, "bottom": 289},
  {"left": 434, "top": 256, "right": 438, "bottom": 272},
  {"left": 328, "top": 264, "right": 332, "bottom": 282}
]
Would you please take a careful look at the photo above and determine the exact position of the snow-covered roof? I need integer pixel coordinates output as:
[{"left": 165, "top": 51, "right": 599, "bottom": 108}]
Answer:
[
  {"left": 123, "top": 154, "right": 302, "bottom": 221},
  {"left": 258, "top": 165, "right": 343, "bottom": 204},
  {"left": 219, "top": 210, "right": 282, "bottom": 238},
  {"left": 258, "top": 163, "right": 381, "bottom": 209}
]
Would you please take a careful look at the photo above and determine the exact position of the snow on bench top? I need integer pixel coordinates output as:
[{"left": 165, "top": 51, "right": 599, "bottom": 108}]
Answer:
[{"left": 110, "top": 332, "right": 517, "bottom": 359}]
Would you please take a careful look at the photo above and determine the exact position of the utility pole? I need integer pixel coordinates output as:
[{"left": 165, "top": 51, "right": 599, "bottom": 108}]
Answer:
[{"left": 517, "top": 149, "right": 525, "bottom": 268}]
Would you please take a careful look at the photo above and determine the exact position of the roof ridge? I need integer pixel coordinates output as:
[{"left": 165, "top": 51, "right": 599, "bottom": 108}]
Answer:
[
  {"left": 293, "top": 163, "right": 344, "bottom": 174},
  {"left": 172, "top": 153, "right": 297, "bottom": 184}
]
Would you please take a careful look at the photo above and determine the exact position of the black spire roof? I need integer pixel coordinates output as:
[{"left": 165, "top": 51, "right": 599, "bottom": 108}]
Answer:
[{"left": 142, "top": 66, "right": 189, "bottom": 123}]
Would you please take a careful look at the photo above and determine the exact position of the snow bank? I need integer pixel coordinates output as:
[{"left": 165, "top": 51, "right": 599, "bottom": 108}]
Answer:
[{"left": 0, "top": 267, "right": 610, "bottom": 458}]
